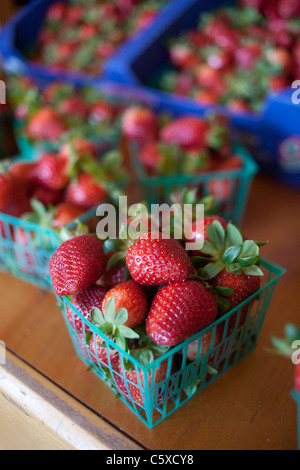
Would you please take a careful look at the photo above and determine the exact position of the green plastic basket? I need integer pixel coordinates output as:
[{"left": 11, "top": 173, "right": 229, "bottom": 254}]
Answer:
[
  {"left": 130, "top": 143, "right": 258, "bottom": 227},
  {"left": 52, "top": 257, "right": 285, "bottom": 428},
  {"left": 292, "top": 389, "right": 300, "bottom": 450}
]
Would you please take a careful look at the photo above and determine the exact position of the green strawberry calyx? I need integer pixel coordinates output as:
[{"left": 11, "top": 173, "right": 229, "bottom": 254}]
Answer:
[
  {"left": 91, "top": 296, "right": 140, "bottom": 353},
  {"left": 196, "top": 220, "right": 267, "bottom": 280},
  {"left": 126, "top": 326, "right": 170, "bottom": 368},
  {"left": 267, "top": 324, "right": 300, "bottom": 359}
]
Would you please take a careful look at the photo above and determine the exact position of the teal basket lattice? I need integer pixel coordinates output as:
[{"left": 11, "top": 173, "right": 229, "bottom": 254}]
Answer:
[
  {"left": 292, "top": 389, "right": 300, "bottom": 450},
  {"left": 130, "top": 143, "right": 258, "bottom": 227},
  {"left": 52, "top": 257, "right": 285, "bottom": 429}
]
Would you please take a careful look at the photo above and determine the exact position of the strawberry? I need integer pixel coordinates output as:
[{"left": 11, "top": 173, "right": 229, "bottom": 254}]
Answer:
[
  {"left": 65, "top": 173, "right": 108, "bottom": 211},
  {"left": 101, "top": 280, "right": 148, "bottom": 330},
  {"left": 194, "top": 90, "right": 220, "bottom": 105},
  {"left": 59, "top": 138, "right": 97, "bottom": 165},
  {"left": 46, "top": 2, "right": 66, "bottom": 23},
  {"left": 31, "top": 153, "right": 69, "bottom": 192},
  {"left": 186, "top": 324, "right": 224, "bottom": 362},
  {"left": 160, "top": 117, "right": 209, "bottom": 152},
  {"left": 26, "top": 108, "right": 66, "bottom": 142},
  {"left": 57, "top": 96, "right": 89, "bottom": 120},
  {"left": 126, "top": 231, "right": 194, "bottom": 286},
  {"left": 88, "top": 296, "right": 141, "bottom": 369},
  {"left": 0, "top": 174, "right": 31, "bottom": 218},
  {"left": 67, "top": 285, "right": 107, "bottom": 334},
  {"left": 198, "top": 220, "right": 264, "bottom": 329},
  {"left": 169, "top": 43, "right": 199, "bottom": 69},
  {"left": 52, "top": 203, "right": 85, "bottom": 230},
  {"left": 278, "top": 0, "right": 300, "bottom": 19},
  {"left": 146, "top": 280, "right": 218, "bottom": 346},
  {"left": 8, "top": 161, "right": 36, "bottom": 187},
  {"left": 235, "top": 43, "right": 262, "bottom": 70},
  {"left": 89, "top": 101, "right": 117, "bottom": 123},
  {"left": 32, "top": 186, "right": 64, "bottom": 207},
  {"left": 49, "top": 234, "right": 107, "bottom": 296},
  {"left": 186, "top": 215, "right": 228, "bottom": 255},
  {"left": 122, "top": 107, "right": 158, "bottom": 145},
  {"left": 100, "top": 252, "right": 126, "bottom": 290},
  {"left": 115, "top": 327, "right": 170, "bottom": 406},
  {"left": 195, "top": 64, "right": 223, "bottom": 89},
  {"left": 266, "top": 47, "right": 292, "bottom": 74}
]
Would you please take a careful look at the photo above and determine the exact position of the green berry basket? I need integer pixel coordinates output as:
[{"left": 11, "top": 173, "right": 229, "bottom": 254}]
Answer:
[
  {"left": 51, "top": 257, "right": 285, "bottom": 429},
  {"left": 129, "top": 142, "right": 258, "bottom": 227},
  {"left": 291, "top": 389, "right": 300, "bottom": 450}
]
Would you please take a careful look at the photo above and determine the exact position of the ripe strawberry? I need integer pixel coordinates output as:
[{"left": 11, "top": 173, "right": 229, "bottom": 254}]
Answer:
[
  {"left": 126, "top": 232, "right": 194, "bottom": 286},
  {"left": 58, "top": 96, "right": 89, "bottom": 120},
  {"left": 122, "top": 107, "right": 158, "bottom": 145},
  {"left": 160, "top": 117, "right": 209, "bottom": 151},
  {"left": 100, "top": 252, "right": 126, "bottom": 290},
  {"left": 0, "top": 174, "right": 31, "bottom": 218},
  {"left": 186, "top": 324, "right": 224, "bottom": 362},
  {"left": 199, "top": 220, "right": 264, "bottom": 329},
  {"left": 138, "top": 141, "right": 164, "bottom": 175},
  {"left": 59, "top": 138, "right": 97, "bottom": 165},
  {"left": 89, "top": 101, "right": 117, "bottom": 123},
  {"left": 266, "top": 47, "right": 292, "bottom": 74},
  {"left": 195, "top": 64, "right": 223, "bottom": 88},
  {"left": 52, "top": 203, "right": 85, "bottom": 230},
  {"left": 49, "top": 234, "right": 107, "bottom": 296},
  {"left": 102, "top": 280, "right": 148, "bottom": 330},
  {"left": 278, "top": 0, "right": 300, "bottom": 19},
  {"left": 26, "top": 108, "right": 66, "bottom": 142},
  {"left": 8, "top": 161, "right": 36, "bottom": 187},
  {"left": 46, "top": 2, "right": 66, "bottom": 23},
  {"left": 146, "top": 280, "right": 218, "bottom": 346},
  {"left": 194, "top": 90, "right": 220, "bottom": 105},
  {"left": 235, "top": 43, "right": 262, "bottom": 70},
  {"left": 33, "top": 186, "right": 64, "bottom": 207},
  {"left": 186, "top": 215, "right": 228, "bottom": 255},
  {"left": 31, "top": 153, "right": 69, "bottom": 192},
  {"left": 169, "top": 43, "right": 199, "bottom": 69},
  {"left": 65, "top": 173, "right": 108, "bottom": 210},
  {"left": 67, "top": 285, "right": 107, "bottom": 334},
  {"left": 226, "top": 98, "right": 250, "bottom": 113}
]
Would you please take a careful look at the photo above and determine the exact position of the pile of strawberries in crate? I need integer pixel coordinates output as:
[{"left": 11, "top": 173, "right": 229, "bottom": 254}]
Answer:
[
  {"left": 49, "top": 211, "right": 266, "bottom": 406},
  {"left": 0, "top": 138, "right": 126, "bottom": 230},
  {"left": 28, "top": 0, "right": 169, "bottom": 76},
  {"left": 159, "top": 0, "right": 300, "bottom": 112},
  {"left": 9, "top": 77, "right": 125, "bottom": 151}
]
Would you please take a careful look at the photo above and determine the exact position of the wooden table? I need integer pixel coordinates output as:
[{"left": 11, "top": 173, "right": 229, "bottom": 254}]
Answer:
[{"left": 0, "top": 173, "right": 299, "bottom": 450}]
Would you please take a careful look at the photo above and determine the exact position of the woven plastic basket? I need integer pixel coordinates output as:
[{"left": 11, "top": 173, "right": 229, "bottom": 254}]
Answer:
[{"left": 52, "top": 257, "right": 285, "bottom": 428}]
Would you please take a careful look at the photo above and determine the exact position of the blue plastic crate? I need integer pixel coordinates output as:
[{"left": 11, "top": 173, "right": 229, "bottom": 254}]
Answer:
[
  {"left": 0, "top": 0, "right": 176, "bottom": 87},
  {"left": 105, "top": 0, "right": 300, "bottom": 189}
]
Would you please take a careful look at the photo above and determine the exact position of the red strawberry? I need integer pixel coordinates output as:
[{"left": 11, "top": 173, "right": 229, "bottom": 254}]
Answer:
[
  {"left": 169, "top": 44, "right": 199, "bottom": 69},
  {"left": 138, "top": 141, "right": 163, "bottom": 175},
  {"left": 195, "top": 64, "right": 223, "bottom": 88},
  {"left": 235, "top": 43, "right": 262, "bottom": 70},
  {"left": 194, "top": 90, "right": 220, "bottom": 105},
  {"left": 33, "top": 186, "right": 64, "bottom": 207},
  {"left": 199, "top": 220, "right": 264, "bottom": 329},
  {"left": 67, "top": 285, "right": 107, "bottom": 334},
  {"left": 8, "top": 162, "right": 36, "bottom": 187},
  {"left": 278, "top": 0, "right": 300, "bottom": 19},
  {"left": 295, "top": 363, "right": 300, "bottom": 394},
  {"left": 269, "top": 75, "right": 290, "bottom": 92},
  {"left": 226, "top": 98, "right": 250, "bottom": 113},
  {"left": 101, "top": 280, "right": 148, "bottom": 330},
  {"left": 126, "top": 232, "right": 194, "bottom": 286},
  {"left": 65, "top": 5, "right": 83, "bottom": 26},
  {"left": 186, "top": 216, "right": 228, "bottom": 255},
  {"left": 49, "top": 234, "right": 107, "bottom": 296},
  {"left": 89, "top": 101, "right": 117, "bottom": 123},
  {"left": 160, "top": 117, "right": 209, "bottom": 151},
  {"left": 100, "top": 252, "right": 126, "bottom": 290},
  {"left": 266, "top": 47, "right": 292, "bottom": 74},
  {"left": 58, "top": 96, "right": 89, "bottom": 120},
  {"left": 59, "top": 138, "right": 97, "bottom": 165},
  {"left": 122, "top": 107, "right": 158, "bottom": 145},
  {"left": 27, "top": 108, "right": 66, "bottom": 142},
  {"left": 31, "top": 153, "right": 69, "bottom": 192},
  {"left": 0, "top": 174, "right": 31, "bottom": 217},
  {"left": 52, "top": 203, "right": 85, "bottom": 230},
  {"left": 186, "top": 324, "right": 224, "bottom": 362},
  {"left": 46, "top": 2, "right": 66, "bottom": 22},
  {"left": 65, "top": 173, "right": 108, "bottom": 210},
  {"left": 87, "top": 334, "right": 120, "bottom": 370},
  {"left": 146, "top": 280, "right": 218, "bottom": 346}
]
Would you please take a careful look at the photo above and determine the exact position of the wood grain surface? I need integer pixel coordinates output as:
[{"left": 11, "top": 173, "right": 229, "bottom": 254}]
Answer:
[{"left": 0, "top": 174, "right": 299, "bottom": 450}]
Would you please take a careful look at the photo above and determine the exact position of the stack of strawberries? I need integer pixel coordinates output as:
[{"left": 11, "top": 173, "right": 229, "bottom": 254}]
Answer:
[
  {"left": 28, "top": 0, "right": 170, "bottom": 76},
  {"left": 49, "top": 214, "right": 265, "bottom": 407},
  {"left": 158, "top": 0, "right": 300, "bottom": 112}
]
